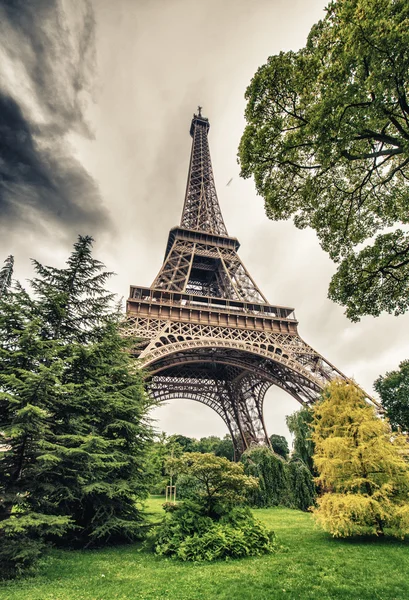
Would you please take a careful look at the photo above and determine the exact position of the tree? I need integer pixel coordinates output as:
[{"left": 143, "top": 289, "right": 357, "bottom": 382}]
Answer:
[
  {"left": 269, "top": 434, "right": 289, "bottom": 459},
  {"left": 286, "top": 407, "right": 315, "bottom": 474},
  {"left": 153, "top": 452, "right": 275, "bottom": 561},
  {"left": 0, "top": 286, "right": 72, "bottom": 578},
  {"left": 167, "top": 453, "right": 257, "bottom": 517},
  {"left": 214, "top": 435, "right": 235, "bottom": 461},
  {"left": 0, "top": 236, "right": 153, "bottom": 570},
  {"left": 239, "top": 0, "right": 409, "bottom": 321},
  {"left": 0, "top": 255, "right": 14, "bottom": 296},
  {"left": 28, "top": 236, "right": 153, "bottom": 545},
  {"left": 312, "top": 380, "right": 409, "bottom": 538},
  {"left": 241, "top": 447, "right": 289, "bottom": 507},
  {"left": 374, "top": 360, "right": 409, "bottom": 433}
]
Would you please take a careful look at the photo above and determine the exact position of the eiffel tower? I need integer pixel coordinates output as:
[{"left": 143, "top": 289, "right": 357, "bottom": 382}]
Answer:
[{"left": 126, "top": 108, "right": 376, "bottom": 458}]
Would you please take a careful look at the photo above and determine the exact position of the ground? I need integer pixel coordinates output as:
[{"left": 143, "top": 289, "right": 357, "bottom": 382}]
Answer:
[{"left": 1, "top": 496, "right": 408, "bottom": 600}]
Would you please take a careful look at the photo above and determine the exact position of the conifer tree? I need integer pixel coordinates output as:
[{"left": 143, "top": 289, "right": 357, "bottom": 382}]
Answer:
[
  {"left": 0, "top": 255, "right": 14, "bottom": 296},
  {"left": 312, "top": 381, "right": 409, "bottom": 538},
  {"left": 27, "top": 235, "right": 153, "bottom": 545},
  {"left": 0, "top": 236, "right": 153, "bottom": 578},
  {"left": 0, "top": 286, "right": 71, "bottom": 578}
]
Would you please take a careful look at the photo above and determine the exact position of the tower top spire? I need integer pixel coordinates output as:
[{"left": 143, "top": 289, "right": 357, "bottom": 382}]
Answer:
[{"left": 181, "top": 110, "right": 228, "bottom": 235}]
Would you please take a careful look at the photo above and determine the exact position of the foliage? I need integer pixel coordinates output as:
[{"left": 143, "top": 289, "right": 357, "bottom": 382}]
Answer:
[
  {"left": 312, "top": 380, "right": 409, "bottom": 538},
  {"left": 241, "top": 447, "right": 316, "bottom": 511},
  {"left": 153, "top": 502, "right": 276, "bottom": 561},
  {"left": 241, "top": 447, "right": 290, "bottom": 507},
  {"left": 0, "top": 287, "right": 73, "bottom": 578},
  {"left": 0, "top": 513, "right": 70, "bottom": 580},
  {"left": 0, "top": 255, "right": 14, "bottom": 296},
  {"left": 167, "top": 453, "right": 257, "bottom": 517},
  {"left": 239, "top": 0, "right": 409, "bottom": 320},
  {"left": 287, "top": 459, "right": 316, "bottom": 512},
  {"left": 147, "top": 434, "right": 235, "bottom": 495},
  {"left": 0, "top": 237, "right": 153, "bottom": 578},
  {"left": 269, "top": 434, "right": 289, "bottom": 459},
  {"left": 374, "top": 359, "right": 409, "bottom": 433},
  {"left": 286, "top": 407, "right": 315, "bottom": 474},
  {"left": 146, "top": 433, "right": 184, "bottom": 495}
]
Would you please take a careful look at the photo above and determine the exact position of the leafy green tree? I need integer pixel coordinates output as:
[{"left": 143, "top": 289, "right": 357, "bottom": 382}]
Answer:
[
  {"left": 287, "top": 459, "right": 316, "bottom": 512},
  {"left": 374, "top": 360, "right": 409, "bottom": 433},
  {"left": 167, "top": 453, "right": 257, "bottom": 518},
  {"left": 170, "top": 435, "right": 198, "bottom": 453},
  {"left": 0, "top": 255, "right": 14, "bottom": 296},
  {"left": 239, "top": 0, "right": 409, "bottom": 321},
  {"left": 214, "top": 434, "right": 234, "bottom": 461},
  {"left": 269, "top": 434, "right": 289, "bottom": 459},
  {"left": 241, "top": 447, "right": 316, "bottom": 511},
  {"left": 312, "top": 380, "right": 409, "bottom": 538},
  {"left": 153, "top": 452, "right": 275, "bottom": 561},
  {"left": 286, "top": 407, "right": 315, "bottom": 474},
  {"left": 196, "top": 436, "right": 222, "bottom": 455}
]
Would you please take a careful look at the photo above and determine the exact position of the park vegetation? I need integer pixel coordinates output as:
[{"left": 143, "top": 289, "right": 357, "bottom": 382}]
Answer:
[
  {"left": 0, "top": 238, "right": 153, "bottom": 579},
  {"left": 152, "top": 453, "right": 277, "bottom": 561},
  {"left": 312, "top": 380, "right": 409, "bottom": 538},
  {"left": 239, "top": 0, "right": 409, "bottom": 321}
]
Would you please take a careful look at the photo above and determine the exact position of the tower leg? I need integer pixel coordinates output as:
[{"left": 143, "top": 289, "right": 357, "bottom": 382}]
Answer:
[{"left": 224, "top": 375, "right": 271, "bottom": 459}]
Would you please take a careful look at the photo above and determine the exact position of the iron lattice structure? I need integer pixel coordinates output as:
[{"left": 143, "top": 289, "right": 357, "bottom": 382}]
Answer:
[{"left": 126, "top": 109, "right": 377, "bottom": 459}]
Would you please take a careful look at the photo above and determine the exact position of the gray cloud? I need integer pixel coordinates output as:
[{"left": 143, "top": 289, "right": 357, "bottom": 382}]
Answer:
[{"left": 0, "top": 0, "right": 110, "bottom": 236}]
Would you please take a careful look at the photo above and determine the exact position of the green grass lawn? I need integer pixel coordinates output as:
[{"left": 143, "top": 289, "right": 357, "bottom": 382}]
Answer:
[{"left": 1, "top": 496, "right": 408, "bottom": 600}]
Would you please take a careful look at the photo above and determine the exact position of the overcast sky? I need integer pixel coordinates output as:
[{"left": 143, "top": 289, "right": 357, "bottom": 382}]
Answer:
[{"left": 1, "top": 0, "right": 408, "bottom": 445}]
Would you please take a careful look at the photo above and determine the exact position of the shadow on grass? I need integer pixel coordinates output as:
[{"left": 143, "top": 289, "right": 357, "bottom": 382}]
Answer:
[{"left": 326, "top": 533, "right": 409, "bottom": 548}]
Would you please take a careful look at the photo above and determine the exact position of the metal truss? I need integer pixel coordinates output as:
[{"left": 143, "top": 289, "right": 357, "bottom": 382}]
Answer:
[
  {"left": 126, "top": 109, "right": 378, "bottom": 458},
  {"left": 180, "top": 109, "right": 228, "bottom": 235},
  {"left": 151, "top": 240, "right": 267, "bottom": 303}
]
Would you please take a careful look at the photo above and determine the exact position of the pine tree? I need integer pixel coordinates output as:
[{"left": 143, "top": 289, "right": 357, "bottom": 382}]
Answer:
[
  {"left": 0, "top": 236, "right": 153, "bottom": 578},
  {"left": 312, "top": 381, "right": 409, "bottom": 538},
  {"left": 27, "top": 236, "right": 153, "bottom": 545},
  {"left": 0, "top": 255, "right": 14, "bottom": 296},
  {"left": 0, "top": 287, "right": 71, "bottom": 578}
]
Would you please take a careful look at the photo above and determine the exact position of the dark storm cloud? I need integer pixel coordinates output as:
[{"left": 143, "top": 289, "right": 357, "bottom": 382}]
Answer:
[{"left": 0, "top": 0, "right": 110, "bottom": 235}]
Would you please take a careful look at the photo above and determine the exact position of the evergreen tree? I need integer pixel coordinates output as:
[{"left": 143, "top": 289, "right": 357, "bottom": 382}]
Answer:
[
  {"left": 0, "top": 287, "right": 71, "bottom": 578},
  {"left": 0, "top": 255, "right": 14, "bottom": 296},
  {"left": 27, "top": 236, "right": 153, "bottom": 545},
  {"left": 0, "top": 236, "right": 153, "bottom": 577},
  {"left": 312, "top": 381, "right": 409, "bottom": 538}
]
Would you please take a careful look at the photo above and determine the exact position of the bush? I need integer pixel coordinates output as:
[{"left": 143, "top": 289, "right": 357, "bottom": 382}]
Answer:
[{"left": 153, "top": 502, "right": 276, "bottom": 561}]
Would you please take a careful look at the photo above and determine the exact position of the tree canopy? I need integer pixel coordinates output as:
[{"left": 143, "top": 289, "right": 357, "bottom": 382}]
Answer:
[
  {"left": 312, "top": 380, "right": 409, "bottom": 538},
  {"left": 239, "top": 0, "right": 409, "bottom": 321},
  {"left": 374, "top": 360, "right": 409, "bottom": 432}
]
